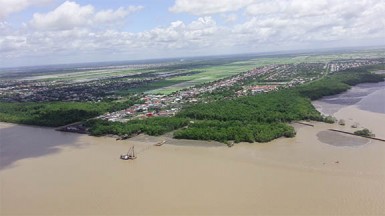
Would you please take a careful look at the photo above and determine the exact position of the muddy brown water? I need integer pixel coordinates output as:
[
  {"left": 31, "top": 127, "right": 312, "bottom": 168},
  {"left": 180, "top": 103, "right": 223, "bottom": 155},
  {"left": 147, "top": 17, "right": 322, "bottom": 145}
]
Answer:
[{"left": 1, "top": 120, "right": 385, "bottom": 215}]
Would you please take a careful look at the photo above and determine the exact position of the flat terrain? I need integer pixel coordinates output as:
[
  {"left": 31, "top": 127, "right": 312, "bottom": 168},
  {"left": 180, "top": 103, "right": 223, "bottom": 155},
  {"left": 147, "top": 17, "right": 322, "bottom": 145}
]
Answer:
[
  {"left": 1, "top": 49, "right": 385, "bottom": 215},
  {"left": 2, "top": 49, "right": 384, "bottom": 97}
]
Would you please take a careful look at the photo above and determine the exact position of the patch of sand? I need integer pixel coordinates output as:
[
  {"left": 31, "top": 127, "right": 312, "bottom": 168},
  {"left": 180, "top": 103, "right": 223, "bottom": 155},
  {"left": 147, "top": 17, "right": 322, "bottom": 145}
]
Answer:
[{"left": 334, "top": 105, "right": 385, "bottom": 139}]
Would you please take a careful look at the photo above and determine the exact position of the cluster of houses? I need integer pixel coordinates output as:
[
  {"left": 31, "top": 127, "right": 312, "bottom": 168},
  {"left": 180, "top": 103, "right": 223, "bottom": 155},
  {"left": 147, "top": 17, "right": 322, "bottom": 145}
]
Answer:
[
  {"left": 0, "top": 79, "right": 116, "bottom": 102},
  {"left": 329, "top": 59, "right": 383, "bottom": 73},
  {"left": 0, "top": 71, "right": 187, "bottom": 102},
  {"left": 263, "top": 63, "right": 325, "bottom": 82},
  {"left": 98, "top": 94, "right": 181, "bottom": 122},
  {"left": 172, "top": 65, "right": 276, "bottom": 97},
  {"left": 237, "top": 85, "right": 279, "bottom": 96}
]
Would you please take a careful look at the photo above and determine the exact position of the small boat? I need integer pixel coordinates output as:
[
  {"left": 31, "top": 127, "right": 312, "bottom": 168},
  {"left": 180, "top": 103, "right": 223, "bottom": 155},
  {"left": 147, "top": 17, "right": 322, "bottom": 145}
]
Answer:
[{"left": 120, "top": 146, "right": 137, "bottom": 160}]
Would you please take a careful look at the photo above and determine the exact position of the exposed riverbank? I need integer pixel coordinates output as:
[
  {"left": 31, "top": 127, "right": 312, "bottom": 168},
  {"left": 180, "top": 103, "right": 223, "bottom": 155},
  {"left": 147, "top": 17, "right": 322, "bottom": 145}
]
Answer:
[{"left": 313, "top": 81, "right": 385, "bottom": 139}]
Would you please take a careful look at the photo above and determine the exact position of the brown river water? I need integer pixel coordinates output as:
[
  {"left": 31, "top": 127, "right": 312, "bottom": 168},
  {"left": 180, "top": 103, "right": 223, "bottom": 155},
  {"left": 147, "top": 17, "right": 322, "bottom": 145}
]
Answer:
[{"left": 1, "top": 83, "right": 385, "bottom": 215}]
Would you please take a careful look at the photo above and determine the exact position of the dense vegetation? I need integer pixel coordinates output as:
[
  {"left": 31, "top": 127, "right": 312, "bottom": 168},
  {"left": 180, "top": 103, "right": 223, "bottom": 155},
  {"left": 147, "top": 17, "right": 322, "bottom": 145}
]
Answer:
[
  {"left": 171, "top": 91, "right": 318, "bottom": 143},
  {"left": 174, "top": 121, "right": 295, "bottom": 143},
  {"left": 296, "top": 67, "right": 384, "bottom": 100},
  {"left": 354, "top": 128, "right": 375, "bottom": 138},
  {"left": 177, "top": 91, "right": 322, "bottom": 122},
  {"left": 0, "top": 99, "right": 140, "bottom": 127},
  {"left": 86, "top": 117, "right": 189, "bottom": 136}
]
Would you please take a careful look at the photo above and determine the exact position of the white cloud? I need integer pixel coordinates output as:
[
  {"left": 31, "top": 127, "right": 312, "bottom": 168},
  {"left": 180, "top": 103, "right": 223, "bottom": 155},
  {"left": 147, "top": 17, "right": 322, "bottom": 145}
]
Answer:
[
  {"left": 169, "top": 0, "right": 254, "bottom": 15},
  {"left": 0, "top": 0, "right": 51, "bottom": 20},
  {"left": 237, "top": 0, "right": 385, "bottom": 44},
  {"left": 0, "top": 35, "right": 27, "bottom": 53},
  {"left": 29, "top": 1, "right": 142, "bottom": 31},
  {"left": 245, "top": 0, "right": 366, "bottom": 18},
  {"left": 1, "top": 16, "right": 225, "bottom": 60},
  {"left": 221, "top": 14, "right": 238, "bottom": 23},
  {"left": 137, "top": 16, "right": 221, "bottom": 49},
  {"left": 1, "top": 0, "right": 385, "bottom": 66},
  {"left": 29, "top": 1, "right": 93, "bottom": 30},
  {"left": 94, "top": 6, "right": 142, "bottom": 23}
]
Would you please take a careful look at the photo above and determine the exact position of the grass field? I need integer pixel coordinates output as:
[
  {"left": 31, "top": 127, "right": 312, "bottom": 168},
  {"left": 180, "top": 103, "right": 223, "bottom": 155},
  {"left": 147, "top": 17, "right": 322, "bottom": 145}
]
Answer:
[
  {"left": 146, "top": 56, "right": 322, "bottom": 94},
  {"left": 118, "top": 79, "right": 191, "bottom": 94}
]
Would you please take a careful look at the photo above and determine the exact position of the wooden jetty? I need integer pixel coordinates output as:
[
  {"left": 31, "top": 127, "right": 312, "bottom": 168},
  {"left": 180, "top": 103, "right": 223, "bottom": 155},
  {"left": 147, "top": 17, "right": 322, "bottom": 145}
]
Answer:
[
  {"left": 154, "top": 140, "right": 166, "bottom": 146},
  {"left": 55, "top": 122, "right": 87, "bottom": 134},
  {"left": 294, "top": 121, "right": 314, "bottom": 127},
  {"left": 328, "top": 129, "right": 385, "bottom": 142}
]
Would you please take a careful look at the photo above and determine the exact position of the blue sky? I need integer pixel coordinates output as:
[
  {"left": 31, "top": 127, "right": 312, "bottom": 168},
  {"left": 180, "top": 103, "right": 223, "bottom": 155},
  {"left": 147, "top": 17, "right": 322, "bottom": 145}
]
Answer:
[{"left": 1, "top": 0, "right": 385, "bottom": 67}]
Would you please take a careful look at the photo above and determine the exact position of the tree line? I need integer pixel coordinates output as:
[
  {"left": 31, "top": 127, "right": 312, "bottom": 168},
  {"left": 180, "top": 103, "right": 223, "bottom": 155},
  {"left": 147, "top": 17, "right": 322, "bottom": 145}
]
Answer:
[
  {"left": 86, "top": 117, "right": 189, "bottom": 136},
  {"left": 295, "top": 66, "right": 384, "bottom": 100},
  {"left": 0, "top": 98, "right": 140, "bottom": 127},
  {"left": 174, "top": 121, "right": 295, "bottom": 143}
]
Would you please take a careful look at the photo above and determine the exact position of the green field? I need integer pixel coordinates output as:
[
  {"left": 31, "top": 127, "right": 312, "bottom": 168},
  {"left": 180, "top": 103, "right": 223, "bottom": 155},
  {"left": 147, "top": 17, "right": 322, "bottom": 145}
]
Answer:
[{"left": 147, "top": 57, "right": 298, "bottom": 94}]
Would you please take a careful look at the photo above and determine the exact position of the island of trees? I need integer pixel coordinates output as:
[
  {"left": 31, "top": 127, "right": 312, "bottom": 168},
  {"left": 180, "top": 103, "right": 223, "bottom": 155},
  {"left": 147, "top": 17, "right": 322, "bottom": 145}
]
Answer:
[{"left": 354, "top": 128, "right": 375, "bottom": 138}]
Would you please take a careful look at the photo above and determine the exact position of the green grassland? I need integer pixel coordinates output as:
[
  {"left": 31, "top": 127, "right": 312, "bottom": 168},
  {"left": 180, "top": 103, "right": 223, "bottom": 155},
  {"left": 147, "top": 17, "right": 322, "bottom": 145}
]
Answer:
[
  {"left": 147, "top": 58, "right": 277, "bottom": 94},
  {"left": 21, "top": 68, "right": 144, "bottom": 82},
  {"left": 118, "top": 79, "right": 190, "bottom": 94}
]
